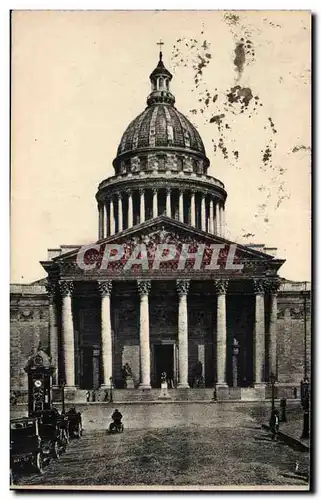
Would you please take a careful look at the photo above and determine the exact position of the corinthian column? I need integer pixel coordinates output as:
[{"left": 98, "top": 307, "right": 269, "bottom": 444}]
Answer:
[
  {"left": 253, "top": 279, "right": 266, "bottom": 385},
  {"left": 98, "top": 280, "right": 113, "bottom": 387},
  {"left": 59, "top": 280, "right": 75, "bottom": 388},
  {"left": 128, "top": 190, "right": 134, "bottom": 228},
  {"left": 267, "top": 280, "right": 280, "bottom": 378},
  {"left": 176, "top": 279, "right": 190, "bottom": 388},
  {"left": 166, "top": 188, "right": 171, "bottom": 217},
  {"left": 140, "top": 189, "right": 145, "bottom": 224},
  {"left": 215, "top": 280, "right": 229, "bottom": 387},
  {"left": 46, "top": 280, "right": 58, "bottom": 385},
  {"left": 138, "top": 280, "right": 151, "bottom": 389}
]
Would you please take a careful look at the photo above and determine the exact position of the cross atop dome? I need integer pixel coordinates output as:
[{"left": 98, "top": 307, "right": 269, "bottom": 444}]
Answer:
[{"left": 157, "top": 39, "right": 164, "bottom": 60}]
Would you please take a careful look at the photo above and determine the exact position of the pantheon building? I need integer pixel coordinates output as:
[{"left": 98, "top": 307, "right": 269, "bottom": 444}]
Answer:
[{"left": 10, "top": 51, "right": 310, "bottom": 401}]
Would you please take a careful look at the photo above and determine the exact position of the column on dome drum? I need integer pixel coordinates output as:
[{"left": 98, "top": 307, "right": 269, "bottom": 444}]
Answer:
[
  {"left": 127, "top": 190, "right": 134, "bottom": 228},
  {"left": 190, "top": 190, "right": 196, "bottom": 227},
  {"left": 183, "top": 191, "right": 190, "bottom": 225},
  {"left": 214, "top": 201, "right": 218, "bottom": 235},
  {"left": 139, "top": 189, "right": 145, "bottom": 224},
  {"left": 109, "top": 196, "right": 115, "bottom": 236}
]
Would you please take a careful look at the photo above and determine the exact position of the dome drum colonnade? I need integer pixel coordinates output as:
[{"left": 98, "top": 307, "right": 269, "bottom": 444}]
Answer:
[
  {"left": 96, "top": 49, "right": 227, "bottom": 239},
  {"left": 97, "top": 183, "right": 226, "bottom": 238}
]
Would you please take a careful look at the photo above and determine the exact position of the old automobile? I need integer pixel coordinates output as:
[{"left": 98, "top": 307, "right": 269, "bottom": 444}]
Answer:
[
  {"left": 36, "top": 408, "right": 70, "bottom": 458},
  {"left": 66, "top": 407, "right": 83, "bottom": 438},
  {"left": 10, "top": 417, "right": 44, "bottom": 474}
]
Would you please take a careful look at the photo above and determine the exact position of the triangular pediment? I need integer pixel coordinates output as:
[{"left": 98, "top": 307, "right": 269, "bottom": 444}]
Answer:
[{"left": 41, "top": 216, "right": 285, "bottom": 280}]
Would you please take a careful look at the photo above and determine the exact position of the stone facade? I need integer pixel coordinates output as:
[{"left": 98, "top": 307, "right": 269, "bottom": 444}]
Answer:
[{"left": 10, "top": 278, "right": 311, "bottom": 396}]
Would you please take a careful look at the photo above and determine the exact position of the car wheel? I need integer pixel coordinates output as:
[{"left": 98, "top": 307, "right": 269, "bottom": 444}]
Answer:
[{"left": 34, "top": 452, "right": 44, "bottom": 474}]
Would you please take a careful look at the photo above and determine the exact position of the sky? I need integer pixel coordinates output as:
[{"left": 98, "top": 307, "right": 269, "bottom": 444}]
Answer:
[{"left": 10, "top": 10, "right": 311, "bottom": 283}]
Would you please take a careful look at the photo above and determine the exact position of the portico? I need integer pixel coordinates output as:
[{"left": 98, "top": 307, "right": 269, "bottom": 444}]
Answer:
[{"left": 45, "top": 228, "right": 282, "bottom": 395}]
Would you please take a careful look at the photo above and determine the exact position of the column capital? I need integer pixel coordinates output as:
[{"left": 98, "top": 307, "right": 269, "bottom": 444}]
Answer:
[
  {"left": 59, "top": 280, "right": 74, "bottom": 298},
  {"left": 264, "top": 279, "right": 281, "bottom": 295},
  {"left": 139, "top": 187, "right": 145, "bottom": 195},
  {"left": 137, "top": 280, "right": 151, "bottom": 296},
  {"left": 176, "top": 279, "right": 190, "bottom": 296},
  {"left": 97, "top": 280, "right": 113, "bottom": 297},
  {"left": 45, "top": 280, "right": 57, "bottom": 303},
  {"left": 152, "top": 187, "right": 158, "bottom": 195},
  {"left": 253, "top": 278, "right": 266, "bottom": 295},
  {"left": 166, "top": 187, "right": 171, "bottom": 194},
  {"left": 214, "top": 279, "right": 229, "bottom": 295}
]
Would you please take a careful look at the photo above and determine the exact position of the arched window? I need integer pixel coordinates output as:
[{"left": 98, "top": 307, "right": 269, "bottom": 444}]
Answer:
[{"left": 159, "top": 77, "right": 163, "bottom": 90}]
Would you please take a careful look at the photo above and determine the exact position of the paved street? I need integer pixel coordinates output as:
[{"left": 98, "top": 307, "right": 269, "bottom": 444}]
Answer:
[{"left": 14, "top": 424, "right": 309, "bottom": 489}]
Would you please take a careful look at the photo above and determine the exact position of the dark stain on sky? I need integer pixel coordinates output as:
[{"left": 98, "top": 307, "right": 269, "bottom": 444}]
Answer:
[
  {"left": 234, "top": 42, "right": 245, "bottom": 77},
  {"left": 292, "top": 145, "right": 311, "bottom": 153},
  {"left": 223, "top": 12, "right": 240, "bottom": 26},
  {"left": 170, "top": 27, "right": 288, "bottom": 211}
]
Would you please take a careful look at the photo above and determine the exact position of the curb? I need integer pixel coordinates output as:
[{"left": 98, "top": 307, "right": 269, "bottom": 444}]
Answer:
[{"left": 262, "top": 423, "right": 309, "bottom": 452}]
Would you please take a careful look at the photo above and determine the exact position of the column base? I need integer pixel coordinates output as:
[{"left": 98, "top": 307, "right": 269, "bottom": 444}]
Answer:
[
  {"left": 253, "top": 383, "right": 266, "bottom": 400},
  {"left": 177, "top": 383, "right": 190, "bottom": 389},
  {"left": 215, "top": 383, "right": 229, "bottom": 401},
  {"left": 63, "top": 386, "right": 78, "bottom": 402},
  {"left": 138, "top": 384, "right": 151, "bottom": 390}
]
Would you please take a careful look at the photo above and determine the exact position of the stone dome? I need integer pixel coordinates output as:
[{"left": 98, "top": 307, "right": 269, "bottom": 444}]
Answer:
[
  {"left": 96, "top": 49, "right": 227, "bottom": 242},
  {"left": 113, "top": 51, "right": 209, "bottom": 173},
  {"left": 116, "top": 104, "right": 206, "bottom": 157}
]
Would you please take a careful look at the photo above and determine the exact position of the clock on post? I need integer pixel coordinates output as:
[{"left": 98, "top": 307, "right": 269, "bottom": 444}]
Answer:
[{"left": 24, "top": 348, "right": 56, "bottom": 416}]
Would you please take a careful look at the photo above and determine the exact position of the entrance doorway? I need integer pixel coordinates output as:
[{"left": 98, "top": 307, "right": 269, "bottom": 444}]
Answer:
[
  {"left": 79, "top": 346, "right": 101, "bottom": 389},
  {"left": 154, "top": 344, "right": 175, "bottom": 387}
]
